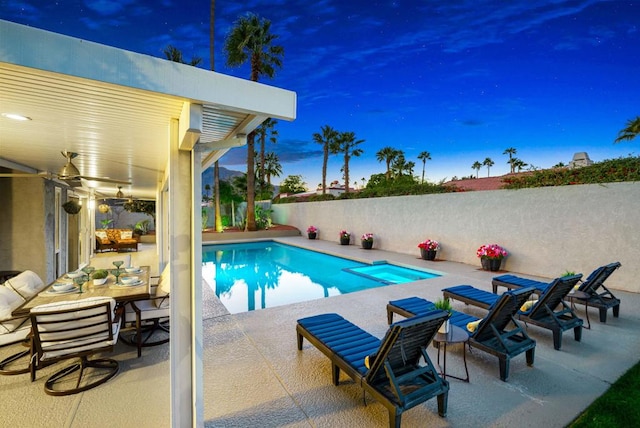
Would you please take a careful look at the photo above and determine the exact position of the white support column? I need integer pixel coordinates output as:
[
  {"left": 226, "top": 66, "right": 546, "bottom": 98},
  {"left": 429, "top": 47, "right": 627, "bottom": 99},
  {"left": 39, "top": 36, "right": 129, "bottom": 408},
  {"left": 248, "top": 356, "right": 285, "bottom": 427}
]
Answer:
[
  {"left": 168, "top": 118, "right": 197, "bottom": 426},
  {"left": 192, "top": 150, "right": 204, "bottom": 426}
]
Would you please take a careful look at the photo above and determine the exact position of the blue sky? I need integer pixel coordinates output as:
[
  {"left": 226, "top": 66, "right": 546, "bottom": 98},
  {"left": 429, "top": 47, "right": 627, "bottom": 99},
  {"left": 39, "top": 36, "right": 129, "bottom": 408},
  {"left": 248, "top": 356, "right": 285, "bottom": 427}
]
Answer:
[{"left": 2, "top": 0, "right": 638, "bottom": 188}]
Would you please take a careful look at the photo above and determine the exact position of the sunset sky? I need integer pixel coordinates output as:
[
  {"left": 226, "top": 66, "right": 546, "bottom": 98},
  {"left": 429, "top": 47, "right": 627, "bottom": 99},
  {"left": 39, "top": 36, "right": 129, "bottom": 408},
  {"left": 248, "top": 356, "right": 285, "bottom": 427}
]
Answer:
[{"left": 2, "top": 0, "right": 638, "bottom": 188}]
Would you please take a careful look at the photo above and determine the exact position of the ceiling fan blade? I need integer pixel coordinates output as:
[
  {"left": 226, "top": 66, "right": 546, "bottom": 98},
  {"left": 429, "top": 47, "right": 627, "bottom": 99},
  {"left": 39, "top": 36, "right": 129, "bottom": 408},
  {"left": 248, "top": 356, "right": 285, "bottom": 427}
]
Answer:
[{"left": 79, "top": 176, "right": 132, "bottom": 185}]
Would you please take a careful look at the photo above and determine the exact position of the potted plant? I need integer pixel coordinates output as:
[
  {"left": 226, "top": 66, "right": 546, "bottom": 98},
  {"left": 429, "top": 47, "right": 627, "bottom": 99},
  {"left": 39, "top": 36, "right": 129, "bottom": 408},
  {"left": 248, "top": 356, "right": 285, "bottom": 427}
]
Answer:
[
  {"left": 361, "top": 233, "right": 374, "bottom": 250},
  {"left": 476, "top": 244, "right": 508, "bottom": 271},
  {"left": 92, "top": 269, "right": 109, "bottom": 285},
  {"left": 100, "top": 219, "right": 113, "bottom": 229},
  {"left": 434, "top": 297, "right": 453, "bottom": 333},
  {"left": 339, "top": 230, "right": 351, "bottom": 245},
  {"left": 307, "top": 226, "right": 318, "bottom": 239},
  {"left": 62, "top": 200, "right": 81, "bottom": 215},
  {"left": 418, "top": 239, "right": 440, "bottom": 260}
]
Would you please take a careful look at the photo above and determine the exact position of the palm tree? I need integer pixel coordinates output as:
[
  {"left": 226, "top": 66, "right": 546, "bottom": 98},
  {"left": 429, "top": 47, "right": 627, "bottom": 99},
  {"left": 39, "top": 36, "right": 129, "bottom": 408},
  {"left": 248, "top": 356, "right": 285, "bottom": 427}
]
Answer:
[
  {"left": 163, "top": 45, "right": 202, "bottom": 66},
  {"left": 614, "top": 116, "right": 640, "bottom": 143},
  {"left": 263, "top": 152, "right": 282, "bottom": 187},
  {"left": 417, "top": 151, "right": 431, "bottom": 184},
  {"left": 224, "top": 12, "right": 284, "bottom": 231},
  {"left": 392, "top": 154, "right": 410, "bottom": 177},
  {"left": 376, "top": 146, "right": 401, "bottom": 180},
  {"left": 312, "top": 125, "right": 338, "bottom": 195},
  {"left": 483, "top": 157, "right": 494, "bottom": 177},
  {"left": 255, "top": 118, "right": 278, "bottom": 195},
  {"left": 504, "top": 147, "right": 517, "bottom": 173},
  {"left": 472, "top": 161, "right": 482, "bottom": 178},
  {"left": 210, "top": 1, "right": 224, "bottom": 232},
  {"left": 334, "top": 131, "right": 364, "bottom": 193},
  {"left": 512, "top": 158, "right": 528, "bottom": 172}
]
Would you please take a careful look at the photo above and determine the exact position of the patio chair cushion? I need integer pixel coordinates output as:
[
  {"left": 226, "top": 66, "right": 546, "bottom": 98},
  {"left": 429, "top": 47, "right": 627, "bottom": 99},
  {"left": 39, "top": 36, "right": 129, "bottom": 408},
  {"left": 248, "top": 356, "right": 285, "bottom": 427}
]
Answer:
[
  {"left": 0, "top": 286, "right": 24, "bottom": 321},
  {"left": 154, "top": 264, "right": 170, "bottom": 309},
  {"left": 4, "top": 270, "right": 45, "bottom": 300},
  {"left": 31, "top": 297, "right": 119, "bottom": 360}
]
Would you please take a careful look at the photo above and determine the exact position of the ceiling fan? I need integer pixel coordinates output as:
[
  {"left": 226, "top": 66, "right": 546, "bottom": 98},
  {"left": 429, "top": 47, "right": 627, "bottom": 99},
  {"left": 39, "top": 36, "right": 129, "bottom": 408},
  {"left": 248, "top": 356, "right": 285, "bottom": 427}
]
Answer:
[{"left": 0, "top": 151, "right": 131, "bottom": 187}]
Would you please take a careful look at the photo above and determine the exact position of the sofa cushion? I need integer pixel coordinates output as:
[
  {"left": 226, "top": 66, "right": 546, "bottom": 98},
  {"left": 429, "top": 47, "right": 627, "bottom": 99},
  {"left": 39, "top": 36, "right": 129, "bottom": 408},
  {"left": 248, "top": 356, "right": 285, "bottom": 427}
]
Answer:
[
  {"left": 120, "top": 230, "right": 133, "bottom": 239},
  {"left": 96, "top": 230, "right": 111, "bottom": 244},
  {"left": 4, "top": 270, "right": 45, "bottom": 300},
  {"left": 0, "top": 286, "right": 24, "bottom": 321}
]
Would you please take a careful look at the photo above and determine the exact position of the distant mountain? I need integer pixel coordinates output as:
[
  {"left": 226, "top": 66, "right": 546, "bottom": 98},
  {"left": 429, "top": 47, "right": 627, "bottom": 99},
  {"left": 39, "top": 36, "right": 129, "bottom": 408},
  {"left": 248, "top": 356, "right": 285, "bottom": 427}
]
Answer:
[
  {"left": 201, "top": 166, "right": 244, "bottom": 186},
  {"left": 201, "top": 166, "right": 279, "bottom": 198}
]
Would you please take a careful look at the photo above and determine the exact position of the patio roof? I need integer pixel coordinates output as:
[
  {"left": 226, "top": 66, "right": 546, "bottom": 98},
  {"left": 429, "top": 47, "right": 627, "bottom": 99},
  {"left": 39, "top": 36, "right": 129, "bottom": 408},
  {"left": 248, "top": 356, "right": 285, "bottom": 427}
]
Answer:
[{"left": 0, "top": 19, "right": 296, "bottom": 200}]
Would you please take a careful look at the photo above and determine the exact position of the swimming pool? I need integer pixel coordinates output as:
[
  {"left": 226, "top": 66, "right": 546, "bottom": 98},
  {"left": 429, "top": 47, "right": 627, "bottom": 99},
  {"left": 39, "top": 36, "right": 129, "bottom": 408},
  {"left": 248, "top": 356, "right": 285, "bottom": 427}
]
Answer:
[{"left": 202, "top": 241, "right": 440, "bottom": 314}]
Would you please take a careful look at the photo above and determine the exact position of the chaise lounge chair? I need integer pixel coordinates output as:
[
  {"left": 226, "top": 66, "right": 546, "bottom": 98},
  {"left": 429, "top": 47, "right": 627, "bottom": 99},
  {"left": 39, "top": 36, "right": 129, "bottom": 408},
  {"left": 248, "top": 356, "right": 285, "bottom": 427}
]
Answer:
[
  {"left": 442, "top": 274, "right": 583, "bottom": 350},
  {"left": 297, "top": 311, "right": 450, "bottom": 428},
  {"left": 492, "top": 262, "right": 621, "bottom": 323},
  {"left": 387, "top": 287, "right": 536, "bottom": 381}
]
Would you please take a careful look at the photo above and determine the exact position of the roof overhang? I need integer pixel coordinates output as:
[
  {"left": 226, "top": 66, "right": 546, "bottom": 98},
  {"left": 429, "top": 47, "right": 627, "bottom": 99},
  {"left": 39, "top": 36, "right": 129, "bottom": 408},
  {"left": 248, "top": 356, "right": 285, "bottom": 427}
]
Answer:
[{"left": 0, "top": 19, "right": 296, "bottom": 199}]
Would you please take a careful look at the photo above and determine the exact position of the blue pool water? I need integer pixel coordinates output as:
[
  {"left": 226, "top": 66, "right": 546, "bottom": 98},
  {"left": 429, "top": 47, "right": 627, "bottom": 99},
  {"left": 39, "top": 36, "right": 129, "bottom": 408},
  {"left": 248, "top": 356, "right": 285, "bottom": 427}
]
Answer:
[{"left": 202, "top": 241, "right": 439, "bottom": 314}]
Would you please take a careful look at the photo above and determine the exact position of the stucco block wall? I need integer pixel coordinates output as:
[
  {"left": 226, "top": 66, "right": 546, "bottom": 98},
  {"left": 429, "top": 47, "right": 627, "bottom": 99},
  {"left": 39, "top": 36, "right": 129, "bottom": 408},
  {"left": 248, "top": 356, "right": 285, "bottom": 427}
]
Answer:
[{"left": 272, "top": 182, "right": 639, "bottom": 293}]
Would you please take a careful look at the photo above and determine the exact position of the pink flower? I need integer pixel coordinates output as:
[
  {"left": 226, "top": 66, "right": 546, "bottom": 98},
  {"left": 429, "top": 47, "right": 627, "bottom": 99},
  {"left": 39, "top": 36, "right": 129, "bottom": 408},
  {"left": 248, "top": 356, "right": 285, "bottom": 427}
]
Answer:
[
  {"left": 418, "top": 239, "right": 440, "bottom": 251},
  {"left": 307, "top": 226, "right": 317, "bottom": 233},
  {"left": 477, "top": 244, "right": 508, "bottom": 259}
]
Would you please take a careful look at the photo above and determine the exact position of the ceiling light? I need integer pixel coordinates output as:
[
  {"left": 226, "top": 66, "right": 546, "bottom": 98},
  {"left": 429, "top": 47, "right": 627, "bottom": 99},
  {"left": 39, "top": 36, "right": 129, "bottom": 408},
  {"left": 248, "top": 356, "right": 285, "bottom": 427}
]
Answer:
[{"left": 2, "top": 113, "right": 31, "bottom": 121}]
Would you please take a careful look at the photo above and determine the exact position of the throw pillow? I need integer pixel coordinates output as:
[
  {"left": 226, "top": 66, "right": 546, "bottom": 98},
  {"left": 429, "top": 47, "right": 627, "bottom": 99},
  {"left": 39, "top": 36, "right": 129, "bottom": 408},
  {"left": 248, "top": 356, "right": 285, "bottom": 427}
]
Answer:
[
  {"left": 0, "top": 286, "right": 24, "bottom": 321},
  {"left": 120, "top": 230, "right": 133, "bottom": 239},
  {"left": 4, "top": 270, "right": 45, "bottom": 299}
]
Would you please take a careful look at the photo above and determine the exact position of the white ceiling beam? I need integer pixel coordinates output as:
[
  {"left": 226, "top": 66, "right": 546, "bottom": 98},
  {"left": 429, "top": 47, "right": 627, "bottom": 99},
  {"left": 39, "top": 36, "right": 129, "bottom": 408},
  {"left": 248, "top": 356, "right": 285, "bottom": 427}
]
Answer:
[{"left": 179, "top": 102, "right": 202, "bottom": 151}]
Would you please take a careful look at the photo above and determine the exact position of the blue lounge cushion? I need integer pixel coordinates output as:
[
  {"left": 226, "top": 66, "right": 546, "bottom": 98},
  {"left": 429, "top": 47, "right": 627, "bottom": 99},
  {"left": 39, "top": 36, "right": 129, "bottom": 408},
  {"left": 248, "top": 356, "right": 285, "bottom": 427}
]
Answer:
[{"left": 493, "top": 274, "right": 550, "bottom": 293}]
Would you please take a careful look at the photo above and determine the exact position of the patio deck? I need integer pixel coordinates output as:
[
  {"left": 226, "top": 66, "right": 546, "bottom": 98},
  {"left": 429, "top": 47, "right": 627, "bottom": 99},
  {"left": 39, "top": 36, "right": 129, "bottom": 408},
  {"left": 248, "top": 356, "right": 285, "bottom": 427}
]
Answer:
[{"left": 1, "top": 238, "right": 639, "bottom": 427}]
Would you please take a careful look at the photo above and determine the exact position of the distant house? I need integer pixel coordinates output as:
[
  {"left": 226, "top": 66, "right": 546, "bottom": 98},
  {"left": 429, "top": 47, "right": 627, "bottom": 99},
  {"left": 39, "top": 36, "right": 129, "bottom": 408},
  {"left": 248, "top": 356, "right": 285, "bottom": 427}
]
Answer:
[{"left": 569, "top": 152, "right": 593, "bottom": 168}]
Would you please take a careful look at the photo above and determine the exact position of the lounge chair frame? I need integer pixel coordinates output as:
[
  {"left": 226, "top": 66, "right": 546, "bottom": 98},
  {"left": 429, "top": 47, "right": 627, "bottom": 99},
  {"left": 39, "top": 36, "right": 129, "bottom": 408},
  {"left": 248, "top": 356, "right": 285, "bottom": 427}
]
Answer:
[
  {"left": 387, "top": 288, "right": 537, "bottom": 381},
  {"left": 297, "top": 311, "right": 449, "bottom": 428},
  {"left": 443, "top": 274, "right": 583, "bottom": 350},
  {"left": 493, "top": 262, "right": 621, "bottom": 323}
]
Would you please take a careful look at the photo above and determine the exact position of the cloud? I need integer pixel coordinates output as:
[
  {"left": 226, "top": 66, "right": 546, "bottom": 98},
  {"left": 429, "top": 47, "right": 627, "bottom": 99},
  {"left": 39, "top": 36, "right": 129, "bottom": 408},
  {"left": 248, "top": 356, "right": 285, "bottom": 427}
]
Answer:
[
  {"left": 84, "top": 0, "right": 136, "bottom": 16},
  {"left": 221, "top": 138, "right": 323, "bottom": 167},
  {"left": 3, "top": 0, "right": 41, "bottom": 22}
]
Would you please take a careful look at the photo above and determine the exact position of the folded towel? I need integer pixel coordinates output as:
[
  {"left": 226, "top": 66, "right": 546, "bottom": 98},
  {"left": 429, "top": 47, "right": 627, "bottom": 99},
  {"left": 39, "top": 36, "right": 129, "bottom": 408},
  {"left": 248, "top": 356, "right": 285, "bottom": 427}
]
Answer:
[
  {"left": 466, "top": 319, "right": 482, "bottom": 333},
  {"left": 520, "top": 299, "right": 538, "bottom": 312}
]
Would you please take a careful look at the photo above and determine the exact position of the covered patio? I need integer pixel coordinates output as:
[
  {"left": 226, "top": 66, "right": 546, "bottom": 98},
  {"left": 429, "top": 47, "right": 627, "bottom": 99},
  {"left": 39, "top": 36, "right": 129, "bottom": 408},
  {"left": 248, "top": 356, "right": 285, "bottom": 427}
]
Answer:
[{"left": 0, "top": 19, "right": 295, "bottom": 426}]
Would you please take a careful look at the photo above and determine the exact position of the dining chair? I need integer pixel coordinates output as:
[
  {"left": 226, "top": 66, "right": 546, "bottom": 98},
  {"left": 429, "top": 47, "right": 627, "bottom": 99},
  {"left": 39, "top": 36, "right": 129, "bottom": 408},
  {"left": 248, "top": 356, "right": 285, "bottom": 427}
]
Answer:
[
  {"left": 29, "top": 296, "right": 122, "bottom": 395},
  {"left": 121, "top": 263, "right": 170, "bottom": 357}
]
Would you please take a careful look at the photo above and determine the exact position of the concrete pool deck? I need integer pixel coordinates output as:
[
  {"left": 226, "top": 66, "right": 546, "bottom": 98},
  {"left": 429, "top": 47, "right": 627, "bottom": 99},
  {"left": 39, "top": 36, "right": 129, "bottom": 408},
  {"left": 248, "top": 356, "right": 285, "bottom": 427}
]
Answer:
[
  {"left": 1, "top": 237, "right": 639, "bottom": 427},
  {"left": 201, "top": 236, "right": 640, "bottom": 427}
]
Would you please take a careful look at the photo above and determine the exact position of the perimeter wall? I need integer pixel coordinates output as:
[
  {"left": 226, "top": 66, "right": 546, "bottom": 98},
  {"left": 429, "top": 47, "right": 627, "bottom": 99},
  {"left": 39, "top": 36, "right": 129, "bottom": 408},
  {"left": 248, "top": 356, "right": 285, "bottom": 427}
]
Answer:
[{"left": 272, "top": 182, "right": 640, "bottom": 293}]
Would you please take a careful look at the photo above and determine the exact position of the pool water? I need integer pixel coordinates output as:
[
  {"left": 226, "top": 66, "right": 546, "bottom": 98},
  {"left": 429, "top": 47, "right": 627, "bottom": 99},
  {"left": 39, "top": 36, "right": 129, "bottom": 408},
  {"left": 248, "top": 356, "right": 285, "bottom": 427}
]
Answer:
[{"left": 202, "top": 241, "right": 440, "bottom": 314}]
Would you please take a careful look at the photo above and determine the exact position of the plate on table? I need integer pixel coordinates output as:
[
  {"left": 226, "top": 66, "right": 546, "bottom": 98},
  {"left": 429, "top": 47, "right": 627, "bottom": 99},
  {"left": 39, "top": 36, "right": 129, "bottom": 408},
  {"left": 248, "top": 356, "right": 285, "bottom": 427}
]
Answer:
[
  {"left": 44, "top": 285, "right": 79, "bottom": 295},
  {"left": 125, "top": 267, "right": 143, "bottom": 274},
  {"left": 116, "top": 279, "right": 144, "bottom": 287}
]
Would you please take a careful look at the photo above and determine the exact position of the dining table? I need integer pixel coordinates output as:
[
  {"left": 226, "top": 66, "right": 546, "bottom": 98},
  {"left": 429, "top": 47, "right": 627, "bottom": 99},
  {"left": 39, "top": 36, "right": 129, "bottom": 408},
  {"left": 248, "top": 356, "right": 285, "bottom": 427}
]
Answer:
[{"left": 12, "top": 266, "right": 151, "bottom": 317}]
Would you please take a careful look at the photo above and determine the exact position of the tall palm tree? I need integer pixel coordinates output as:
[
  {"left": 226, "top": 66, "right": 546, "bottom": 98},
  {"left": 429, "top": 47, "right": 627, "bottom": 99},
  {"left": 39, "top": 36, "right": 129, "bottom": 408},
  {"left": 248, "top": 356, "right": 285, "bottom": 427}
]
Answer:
[
  {"left": 483, "top": 157, "right": 494, "bottom": 177},
  {"left": 392, "top": 154, "right": 410, "bottom": 177},
  {"left": 334, "top": 131, "right": 364, "bottom": 193},
  {"left": 472, "top": 161, "right": 482, "bottom": 178},
  {"left": 417, "top": 151, "right": 431, "bottom": 184},
  {"left": 224, "top": 12, "right": 284, "bottom": 231},
  {"left": 614, "top": 116, "right": 640, "bottom": 143},
  {"left": 255, "top": 118, "right": 278, "bottom": 195},
  {"left": 376, "top": 146, "right": 401, "bottom": 180},
  {"left": 504, "top": 147, "right": 517, "bottom": 173},
  {"left": 210, "top": 1, "right": 224, "bottom": 232},
  {"left": 312, "top": 125, "right": 337, "bottom": 195}
]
